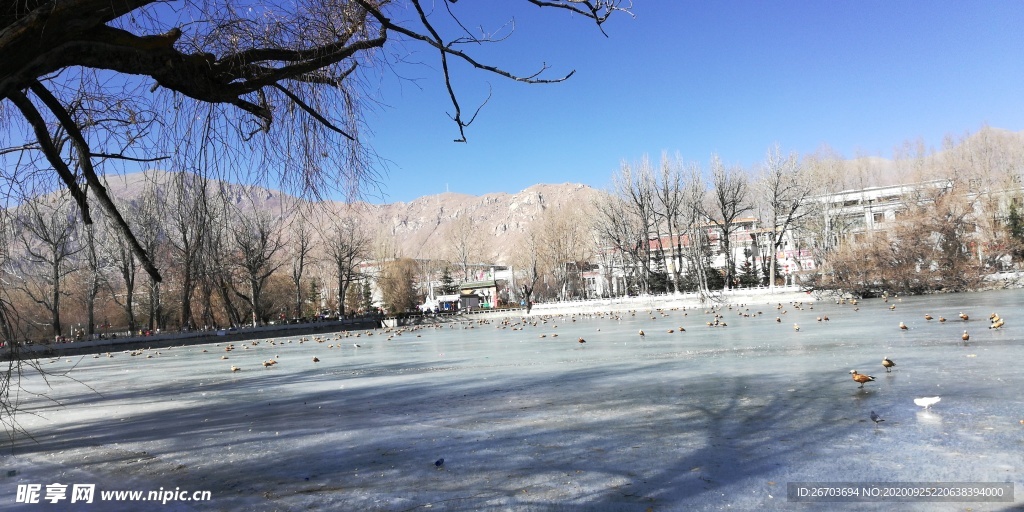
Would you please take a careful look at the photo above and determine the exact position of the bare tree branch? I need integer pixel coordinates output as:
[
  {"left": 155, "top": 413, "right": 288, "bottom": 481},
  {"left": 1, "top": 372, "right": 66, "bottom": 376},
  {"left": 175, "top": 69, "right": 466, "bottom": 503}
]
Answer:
[
  {"left": 7, "top": 90, "right": 93, "bottom": 225},
  {"left": 272, "top": 84, "right": 355, "bottom": 141},
  {"left": 89, "top": 152, "right": 169, "bottom": 163},
  {"left": 28, "top": 82, "right": 163, "bottom": 282}
]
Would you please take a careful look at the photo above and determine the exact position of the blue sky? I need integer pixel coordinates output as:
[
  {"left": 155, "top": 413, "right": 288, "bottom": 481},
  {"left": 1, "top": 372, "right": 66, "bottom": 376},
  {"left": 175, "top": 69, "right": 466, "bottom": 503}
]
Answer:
[{"left": 360, "top": 1, "right": 1024, "bottom": 204}]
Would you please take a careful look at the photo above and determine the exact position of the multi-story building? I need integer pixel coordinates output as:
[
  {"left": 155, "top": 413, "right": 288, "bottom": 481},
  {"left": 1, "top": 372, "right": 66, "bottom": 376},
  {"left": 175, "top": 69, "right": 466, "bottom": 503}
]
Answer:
[
  {"left": 586, "top": 215, "right": 811, "bottom": 297},
  {"left": 795, "top": 175, "right": 1024, "bottom": 271},
  {"left": 806, "top": 180, "right": 950, "bottom": 243}
]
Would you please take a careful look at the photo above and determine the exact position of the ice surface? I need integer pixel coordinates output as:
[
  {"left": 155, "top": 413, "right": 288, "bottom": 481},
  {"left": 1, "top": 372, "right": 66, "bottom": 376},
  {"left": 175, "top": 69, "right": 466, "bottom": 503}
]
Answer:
[{"left": 2, "top": 290, "right": 1023, "bottom": 511}]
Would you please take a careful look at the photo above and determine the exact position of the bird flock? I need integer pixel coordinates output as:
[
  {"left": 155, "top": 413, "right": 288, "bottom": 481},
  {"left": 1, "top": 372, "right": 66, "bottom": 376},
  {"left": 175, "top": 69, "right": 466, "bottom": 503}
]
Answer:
[{"left": 843, "top": 297, "right": 1010, "bottom": 426}]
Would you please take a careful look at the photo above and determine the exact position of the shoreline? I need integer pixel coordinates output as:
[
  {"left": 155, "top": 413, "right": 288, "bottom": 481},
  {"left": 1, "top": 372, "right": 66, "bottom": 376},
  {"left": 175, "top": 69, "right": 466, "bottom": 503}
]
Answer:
[
  {"left": 3, "top": 318, "right": 380, "bottom": 361},
  {"left": 6, "top": 287, "right": 816, "bottom": 360},
  {"left": 475, "top": 286, "right": 817, "bottom": 319}
]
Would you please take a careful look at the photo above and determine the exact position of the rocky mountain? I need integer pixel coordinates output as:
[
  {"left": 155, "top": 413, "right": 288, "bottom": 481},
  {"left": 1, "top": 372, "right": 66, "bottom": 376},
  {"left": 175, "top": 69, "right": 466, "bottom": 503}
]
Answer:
[
  {"left": 351, "top": 183, "right": 602, "bottom": 263},
  {"left": 100, "top": 171, "right": 604, "bottom": 265}
]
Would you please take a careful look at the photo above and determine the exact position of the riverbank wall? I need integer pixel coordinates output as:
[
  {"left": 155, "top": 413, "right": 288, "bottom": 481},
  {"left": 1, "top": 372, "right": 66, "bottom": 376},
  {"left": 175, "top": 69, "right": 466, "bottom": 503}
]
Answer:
[{"left": 3, "top": 318, "right": 379, "bottom": 360}]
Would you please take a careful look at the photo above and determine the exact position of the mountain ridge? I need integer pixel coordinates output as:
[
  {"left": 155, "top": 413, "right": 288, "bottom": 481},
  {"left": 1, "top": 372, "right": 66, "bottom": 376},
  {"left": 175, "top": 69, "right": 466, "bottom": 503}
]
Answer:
[
  {"left": 94, "top": 126, "right": 1024, "bottom": 265},
  {"left": 100, "top": 171, "right": 601, "bottom": 265}
]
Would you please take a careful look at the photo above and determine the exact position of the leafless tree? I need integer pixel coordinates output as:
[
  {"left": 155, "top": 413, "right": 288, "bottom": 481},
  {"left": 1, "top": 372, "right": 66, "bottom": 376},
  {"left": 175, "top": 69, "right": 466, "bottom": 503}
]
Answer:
[
  {"left": 680, "top": 170, "right": 715, "bottom": 298},
  {"left": 939, "top": 127, "right": 1024, "bottom": 265},
  {"left": 798, "top": 146, "right": 855, "bottom": 269},
  {"left": 601, "top": 159, "right": 659, "bottom": 294},
  {"left": 757, "top": 144, "right": 816, "bottom": 292},
  {"left": 588, "top": 218, "right": 619, "bottom": 298},
  {"left": 131, "top": 176, "right": 170, "bottom": 331},
  {"left": 77, "top": 222, "right": 106, "bottom": 337},
  {"left": 0, "top": 206, "right": 47, "bottom": 444},
  {"left": 197, "top": 210, "right": 228, "bottom": 330},
  {"left": 324, "top": 212, "right": 370, "bottom": 317},
  {"left": 707, "top": 155, "right": 752, "bottom": 290},
  {"left": 164, "top": 171, "right": 213, "bottom": 330},
  {"left": 10, "top": 193, "right": 83, "bottom": 339},
  {"left": 100, "top": 196, "right": 141, "bottom": 333},
  {"left": 229, "top": 193, "right": 286, "bottom": 326},
  {"left": 379, "top": 257, "right": 419, "bottom": 314},
  {"left": 654, "top": 153, "right": 703, "bottom": 294},
  {"left": 511, "top": 222, "right": 543, "bottom": 312},
  {"left": 538, "top": 204, "right": 594, "bottom": 300},
  {"left": 198, "top": 189, "right": 250, "bottom": 329},
  {"left": 593, "top": 190, "right": 647, "bottom": 296},
  {"left": 446, "top": 214, "right": 479, "bottom": 282},
  {"left": 412, "top": 256, "right": 449, "bottom": 305},
  {"left": 286, "top": 204, "right": 317, "bottom": 319}
]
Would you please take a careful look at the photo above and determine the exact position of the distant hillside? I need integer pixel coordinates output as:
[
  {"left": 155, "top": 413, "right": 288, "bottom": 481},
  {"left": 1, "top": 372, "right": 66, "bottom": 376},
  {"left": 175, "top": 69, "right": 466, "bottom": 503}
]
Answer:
[
  {"left": 100, "top": 171, "right": 603, "bottom": 266},
  {"left": 94, "top": 126, "right": 1024, "bottom": 265},
  {"left": 350, "top": 183, "right": 601, "bottom": 263}
]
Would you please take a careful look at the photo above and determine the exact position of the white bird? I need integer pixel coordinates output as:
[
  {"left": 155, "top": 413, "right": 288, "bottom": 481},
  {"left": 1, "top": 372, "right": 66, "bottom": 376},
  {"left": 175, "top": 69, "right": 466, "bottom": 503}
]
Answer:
[{"left": 914, "top": 396, "right": 941, "bottom": 409}]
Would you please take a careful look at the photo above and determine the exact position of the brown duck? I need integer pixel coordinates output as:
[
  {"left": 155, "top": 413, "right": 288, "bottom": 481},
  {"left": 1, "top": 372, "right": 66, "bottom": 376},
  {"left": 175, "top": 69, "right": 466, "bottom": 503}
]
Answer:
[
  {"left": 881, "top": 357, "right": 895, "bottom": 372},
  {"left": 850, "top": 370, "right": 876, "bottom": 388}
]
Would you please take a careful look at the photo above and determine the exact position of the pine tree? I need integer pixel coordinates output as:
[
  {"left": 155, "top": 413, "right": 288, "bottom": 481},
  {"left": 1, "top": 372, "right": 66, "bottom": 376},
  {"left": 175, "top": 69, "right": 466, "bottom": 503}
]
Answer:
[
  {"left": 739, "top": 258, "right": 760, "bottom": 287},
  {"left": 306, "top": 278, "right": 320, "bottom": 318},
  {"left": 1007, "top": 200, "right": 1024, "bottom": 262},
  {"left": 361, "top": 281, "right": 373, "bottom": 313},
  {"left": 440, "top": 266, "right": 458, "bottom": 295}
]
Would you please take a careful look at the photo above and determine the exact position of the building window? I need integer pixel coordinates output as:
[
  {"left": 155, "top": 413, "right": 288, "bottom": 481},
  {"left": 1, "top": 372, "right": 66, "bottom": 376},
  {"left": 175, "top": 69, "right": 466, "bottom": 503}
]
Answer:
[{"left": 873, "top": 212, "right": 885, "bottom": 223}]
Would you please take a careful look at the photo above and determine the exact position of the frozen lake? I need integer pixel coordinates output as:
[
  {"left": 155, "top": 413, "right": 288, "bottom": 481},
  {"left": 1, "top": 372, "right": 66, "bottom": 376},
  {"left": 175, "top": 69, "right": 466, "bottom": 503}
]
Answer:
[{"left": 2, "top": 290, "right": 1023, "bottom": 511}]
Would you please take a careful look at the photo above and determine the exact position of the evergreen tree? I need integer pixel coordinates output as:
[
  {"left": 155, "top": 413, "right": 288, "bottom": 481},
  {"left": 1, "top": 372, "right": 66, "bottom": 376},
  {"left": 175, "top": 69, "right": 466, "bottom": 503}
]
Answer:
[
  {"left": 649, "top": 252, "right": 670, "bottom": 294},
  {"left": 361, "top": 281, "right": 374, "bottom": 313},
  {"left": 706, "top": 269, "right": 726, "bottom": 290},
  {"left": 440, "top": 266, "right": 458, "bottom": 295},
  {"left": 306, "top": 278, "right": 320, "bottom": 318},
  {"left": 739, "top": 258, "right": 760, "bottom": 287},
  {"left": 1007, "top": 200, "right": 1024, "bottom": 263}
]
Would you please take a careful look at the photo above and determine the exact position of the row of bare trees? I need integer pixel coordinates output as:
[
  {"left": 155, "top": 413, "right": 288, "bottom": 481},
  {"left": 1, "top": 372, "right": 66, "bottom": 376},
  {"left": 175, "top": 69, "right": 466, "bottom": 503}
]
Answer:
[
  {"left": 595, "top": 151, "right": 792, "bottom": 297},
  {"left": 0, "top": 171, "right": 377, "bottom": 343},
  {"left": 2, "top": 171, "right": 610, "bottom": 341},
  {"left": 600, "top": 128, "right": 1024, "bottom": 298}
]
